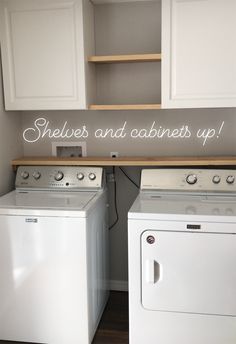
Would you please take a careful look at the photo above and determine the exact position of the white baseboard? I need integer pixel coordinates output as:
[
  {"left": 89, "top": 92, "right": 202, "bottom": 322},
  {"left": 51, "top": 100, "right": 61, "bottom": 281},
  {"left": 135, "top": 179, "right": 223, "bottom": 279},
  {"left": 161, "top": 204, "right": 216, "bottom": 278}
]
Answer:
[{"left": 110, "top": 279, "right": 128, "bottom": 292}]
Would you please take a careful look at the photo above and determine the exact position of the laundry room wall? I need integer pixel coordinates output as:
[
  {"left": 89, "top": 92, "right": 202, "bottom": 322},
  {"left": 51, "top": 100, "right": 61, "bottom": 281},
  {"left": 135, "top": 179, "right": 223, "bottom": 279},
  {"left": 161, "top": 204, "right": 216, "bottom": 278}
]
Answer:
[
  {"left": 20, "top": 1, "right": 236, "bottom": 286},
  {"left": 0, "top": 55, "right": 23, "bottom": 196}
]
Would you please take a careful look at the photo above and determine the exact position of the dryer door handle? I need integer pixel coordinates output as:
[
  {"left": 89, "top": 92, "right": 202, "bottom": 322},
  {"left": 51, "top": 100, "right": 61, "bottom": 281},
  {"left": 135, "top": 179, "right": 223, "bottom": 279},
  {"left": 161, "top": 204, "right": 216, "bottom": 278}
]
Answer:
[{"left": 145, "top": 260, "right": 161, "bottom": 284}]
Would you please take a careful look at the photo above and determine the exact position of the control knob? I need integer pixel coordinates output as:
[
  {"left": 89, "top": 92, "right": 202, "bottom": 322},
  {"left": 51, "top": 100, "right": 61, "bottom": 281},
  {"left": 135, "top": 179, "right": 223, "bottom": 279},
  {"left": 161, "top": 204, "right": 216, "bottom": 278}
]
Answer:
[
  {"left": 33, "top": 171, "right": 41, "bottom": 180},
  {"left": 212, "top": 175, "right": 221, "bottom": 184},
  {"left": 186, "top": 174, "right": 197, "bottom": 185},
  {"left": 226, "top": 175, "right": 235, "bottom": 184},
  {"left": 89, "top": 173, "right": 96, "bottom": 181},
  {"left": 21, "top": 171, "right": 29, "bottom": 180},
  {"left": 54, "top": 171, "right": 64, "bottom": 181},
  {"left": 77, "top": 172, "right": 84, "bottom": 181}
]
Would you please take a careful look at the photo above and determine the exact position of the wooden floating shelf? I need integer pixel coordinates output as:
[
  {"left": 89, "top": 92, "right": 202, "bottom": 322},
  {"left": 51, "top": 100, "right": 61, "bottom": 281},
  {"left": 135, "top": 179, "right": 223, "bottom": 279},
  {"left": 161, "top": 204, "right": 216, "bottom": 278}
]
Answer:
[
  {"left": 88, "top": 104, "right": 162, "bottom": 110},
  {"left": 88, "top": 53, "right": 162, "bottom": 64},
  {"left": 12, "top": 156, "right": 236, "bottom": 169}
]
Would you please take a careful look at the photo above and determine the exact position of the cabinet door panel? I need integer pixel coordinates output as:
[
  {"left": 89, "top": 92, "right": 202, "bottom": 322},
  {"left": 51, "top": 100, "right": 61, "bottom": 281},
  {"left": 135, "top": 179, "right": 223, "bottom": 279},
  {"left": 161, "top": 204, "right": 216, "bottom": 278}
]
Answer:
[
  {"left": 0, "top": 0, "right": 87, "bottom": 110},
  {"left": 162, "top": 0, "right": 236, "bottom": 108}
]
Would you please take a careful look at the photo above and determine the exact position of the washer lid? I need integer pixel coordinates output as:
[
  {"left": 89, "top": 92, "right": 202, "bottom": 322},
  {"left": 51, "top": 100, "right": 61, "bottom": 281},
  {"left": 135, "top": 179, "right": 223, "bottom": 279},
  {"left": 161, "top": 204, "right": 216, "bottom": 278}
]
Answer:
[{"left": 0, "top": 190, "right": 98, "bottom": 212}]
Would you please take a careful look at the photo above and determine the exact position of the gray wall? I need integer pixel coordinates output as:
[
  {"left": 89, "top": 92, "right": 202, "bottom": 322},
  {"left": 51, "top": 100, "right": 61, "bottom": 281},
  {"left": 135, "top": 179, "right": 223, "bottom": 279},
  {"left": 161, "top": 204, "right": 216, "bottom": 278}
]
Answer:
[
  {"left": 94, "top": 1, "right": 161, "bottom": 105},
  {"left": 0, "top": 57, "right": 23, "bottom": 196},
  {"left": 21, "top": 2, "right": 236, "bottom": 284},
  {"left": 22, "top": 109, "right": 236, "bottom": 157}
]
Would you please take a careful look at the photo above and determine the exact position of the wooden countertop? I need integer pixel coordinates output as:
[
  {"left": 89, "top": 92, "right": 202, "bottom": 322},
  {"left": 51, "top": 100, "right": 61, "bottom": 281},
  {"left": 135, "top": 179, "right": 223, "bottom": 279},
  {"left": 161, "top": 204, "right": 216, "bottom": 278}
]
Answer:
[{"left": 12, "top": 156, "right": 236, "bottom": 169}]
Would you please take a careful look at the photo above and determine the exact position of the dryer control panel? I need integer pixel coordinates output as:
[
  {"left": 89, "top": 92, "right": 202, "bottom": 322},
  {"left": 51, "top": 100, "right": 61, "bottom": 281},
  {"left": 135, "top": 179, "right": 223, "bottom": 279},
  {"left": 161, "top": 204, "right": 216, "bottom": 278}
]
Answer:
[
  {"left": 16, "top": 166, "right": 104, "bottom": 190},
  {"left": 141, "top": 169, "right": 236, "bottom": 193}
]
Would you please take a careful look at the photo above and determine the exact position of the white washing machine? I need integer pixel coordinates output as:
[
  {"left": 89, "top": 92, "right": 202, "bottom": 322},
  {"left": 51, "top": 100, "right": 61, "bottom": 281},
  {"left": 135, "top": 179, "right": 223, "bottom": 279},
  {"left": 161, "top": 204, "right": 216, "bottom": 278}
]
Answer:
[
  {"left": 128, "top": 168, "right": 236, "bottom": 344},
  {"left": 0, "top": 166, "right": 109, "bottom": 344}
]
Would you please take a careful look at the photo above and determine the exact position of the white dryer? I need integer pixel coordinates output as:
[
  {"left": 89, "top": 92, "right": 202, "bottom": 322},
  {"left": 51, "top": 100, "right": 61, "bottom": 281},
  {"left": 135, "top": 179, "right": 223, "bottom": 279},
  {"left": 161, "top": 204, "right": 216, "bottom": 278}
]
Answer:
[
  {"left": 0, "top": 166, "right": 109, "bottom": 344},
  {"left": 128, "top": 168, "right": 236, "bottom": 344}
]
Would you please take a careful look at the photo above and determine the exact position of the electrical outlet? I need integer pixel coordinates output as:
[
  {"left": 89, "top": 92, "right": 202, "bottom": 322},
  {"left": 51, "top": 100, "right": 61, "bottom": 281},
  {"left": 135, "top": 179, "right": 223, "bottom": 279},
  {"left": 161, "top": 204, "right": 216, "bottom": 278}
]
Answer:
[{"left": 110, "top": 152, "right": 119, "bottom": 158}]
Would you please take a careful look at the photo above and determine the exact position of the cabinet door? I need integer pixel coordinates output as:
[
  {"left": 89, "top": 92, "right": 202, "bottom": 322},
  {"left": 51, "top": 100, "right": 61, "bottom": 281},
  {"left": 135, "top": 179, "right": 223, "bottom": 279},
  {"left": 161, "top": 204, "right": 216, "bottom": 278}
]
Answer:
[
  {"left": 162, "top": 0, "right": 236, "bottom": 109},
  {"left": 0, "top": 0, "right": 91, "bottom": 110}
]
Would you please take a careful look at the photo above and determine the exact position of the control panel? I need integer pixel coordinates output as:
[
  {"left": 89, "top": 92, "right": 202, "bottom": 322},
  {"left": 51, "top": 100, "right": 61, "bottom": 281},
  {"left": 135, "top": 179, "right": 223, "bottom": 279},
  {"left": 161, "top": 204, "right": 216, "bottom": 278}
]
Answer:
[
  {"left": 16, "top": 166, "right": 104, "bottom": 190},
  {"left": 141, "top": 169, "right": 236, "bottom": 192}
]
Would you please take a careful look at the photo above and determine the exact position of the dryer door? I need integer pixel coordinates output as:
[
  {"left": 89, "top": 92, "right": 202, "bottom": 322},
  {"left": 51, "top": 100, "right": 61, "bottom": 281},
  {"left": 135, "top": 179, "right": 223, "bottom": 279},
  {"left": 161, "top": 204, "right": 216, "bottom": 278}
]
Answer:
[{"left": 141, "top": 230, "right": 236, "bottom": 316}]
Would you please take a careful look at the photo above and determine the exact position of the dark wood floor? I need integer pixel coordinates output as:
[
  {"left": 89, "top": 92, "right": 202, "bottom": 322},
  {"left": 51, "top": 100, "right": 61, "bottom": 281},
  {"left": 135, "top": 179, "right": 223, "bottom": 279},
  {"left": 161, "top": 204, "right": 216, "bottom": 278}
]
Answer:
[
  {"left": 93, "top": 291, "right": 129, "bottom": 344},
  {"left": 0, "top": 291, "right": 129, "bottom": 344}
]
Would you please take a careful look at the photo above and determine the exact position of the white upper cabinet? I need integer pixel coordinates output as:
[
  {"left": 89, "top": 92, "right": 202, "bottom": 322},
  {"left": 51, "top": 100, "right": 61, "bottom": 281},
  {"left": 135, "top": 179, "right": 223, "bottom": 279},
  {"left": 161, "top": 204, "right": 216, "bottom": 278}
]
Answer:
[
  {"left": 0, "top": 0, "right": 95, "bottom": 110},
  {"left": 162, "top": 0, "right": 236, "bottom": 109}
]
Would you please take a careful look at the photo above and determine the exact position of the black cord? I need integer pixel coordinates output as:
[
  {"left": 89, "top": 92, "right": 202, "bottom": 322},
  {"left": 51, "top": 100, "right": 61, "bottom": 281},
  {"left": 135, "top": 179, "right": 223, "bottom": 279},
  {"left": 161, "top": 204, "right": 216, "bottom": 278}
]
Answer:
[
  {"left": 119, "top": 167, "right": 139, "bottom": 188},
  {"left": 109, "top": 167, "right": 119, "bottom": 230}
]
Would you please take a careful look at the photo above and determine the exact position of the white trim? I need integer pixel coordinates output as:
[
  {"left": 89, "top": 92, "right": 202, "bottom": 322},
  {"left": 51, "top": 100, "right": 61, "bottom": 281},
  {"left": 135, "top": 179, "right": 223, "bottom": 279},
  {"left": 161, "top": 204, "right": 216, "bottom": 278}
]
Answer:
[{"left": 110, "top": 279, "right": 128, "bottom": 292}]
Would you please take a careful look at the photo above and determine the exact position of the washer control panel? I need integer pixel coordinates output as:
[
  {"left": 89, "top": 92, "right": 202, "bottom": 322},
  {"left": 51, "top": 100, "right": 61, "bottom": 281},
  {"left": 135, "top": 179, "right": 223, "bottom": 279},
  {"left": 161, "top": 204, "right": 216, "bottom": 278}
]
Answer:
[
  {"left": 16, "top": 166, "right": 104, "bottom": 190},
  {"left": 141, "top": 169, "right": 236, "bottom": 192}
]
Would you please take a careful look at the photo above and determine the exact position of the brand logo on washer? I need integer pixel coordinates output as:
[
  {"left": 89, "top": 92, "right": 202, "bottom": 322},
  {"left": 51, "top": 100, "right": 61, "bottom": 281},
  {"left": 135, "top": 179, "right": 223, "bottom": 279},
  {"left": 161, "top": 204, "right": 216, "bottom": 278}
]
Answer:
[{"left": 25, "top": 218, "right": 38, "bottom": 223}]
